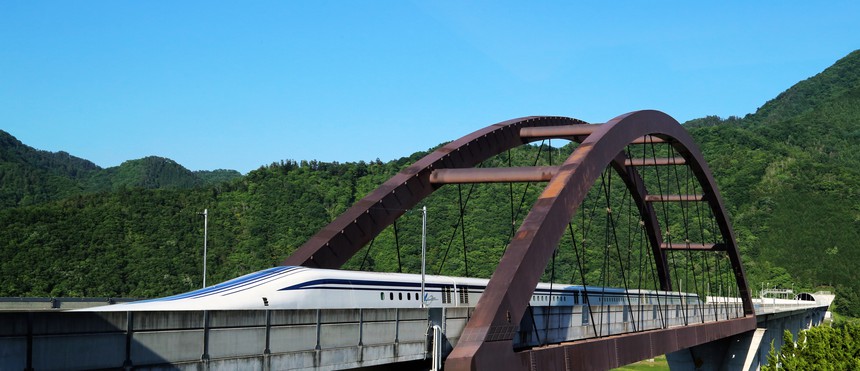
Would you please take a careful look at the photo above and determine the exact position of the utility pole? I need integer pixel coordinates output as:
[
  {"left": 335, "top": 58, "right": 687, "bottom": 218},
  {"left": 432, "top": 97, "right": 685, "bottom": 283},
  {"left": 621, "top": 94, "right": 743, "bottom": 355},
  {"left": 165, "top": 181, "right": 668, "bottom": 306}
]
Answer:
[
  {"left": 421, "top": 206, "right": 427, "bottom": 308},
  {"left": 200, "top": 209, "right": 208, "bottom": 288}
]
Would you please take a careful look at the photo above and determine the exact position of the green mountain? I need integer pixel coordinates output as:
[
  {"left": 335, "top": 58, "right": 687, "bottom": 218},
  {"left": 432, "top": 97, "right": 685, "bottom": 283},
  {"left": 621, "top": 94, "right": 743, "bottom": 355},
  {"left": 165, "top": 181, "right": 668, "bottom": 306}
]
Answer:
[
  {"left": 686, "top": 49, "right": 860, "bottom": 314},
  {"left": 0, "top": 130, "right": 99, "bottom": 208},
  {"left": 0, "top": 132, "right": 242, "bottom": 209},
  {"left": 88, "top": 156, "right": 205, "bottom": 190},
  {"left": 1, "top": 50, "right": 859, "bottom": 316}
]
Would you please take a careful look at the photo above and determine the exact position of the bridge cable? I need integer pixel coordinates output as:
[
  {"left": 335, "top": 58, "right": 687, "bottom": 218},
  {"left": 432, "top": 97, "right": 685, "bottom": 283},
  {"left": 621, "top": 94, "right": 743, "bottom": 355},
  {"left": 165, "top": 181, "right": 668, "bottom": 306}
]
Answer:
[
  {"left": 359, "top": 237, "right": 376, "bottom": 271},
  {"left": 527, "top": 304, "right": 542, "bottom": 345},
  {"left": 599, "top": 168, "right": 614, "bottom": 335},
  {"left": 601, "top": 162, "right": 639, "bottom": 332},
  {"left": 692, "top": 174, "right": 718, "bottom": 321},
  {"left": 435, "top": 174, "right": 478, "bottom": 275},
  {"left": 646, "top": 137, "right": 672, "bottom": 326},
  {"left": 672, "top": 157, "right": 704, "bottom": 322},
  {"left": 626, "top": 145, "right": 646, "bottom": 326},
  {"left": 626, "top": 144, "right": 665, "bottom": 328},
  {"left": 711, "top": 211, "right": 730, "bottom": 319},
  {"left": 567, "top": 164, "right": 604, "bottom": 336},
  {"left": 653, "top": 138, "right": 683, "bottom": 323},
  {"left": 670, "top": 147, "right": 695, "bottom": 325},
  {"left": 609, "top": 163, "right": 640, "bottom": 332},
  {"left": 545, "top": 139, "right": 556, "bottom": 343},
  {"left": 504, "top": 140, "right": 548, "bottom": 254},
  {"left": 458, "top": 184, "right": 469, "bottom": 277},
  {"left": 508, "top": 149, "right": 516, "bottom": 248},
  {"left": 543, "top": 247, "right": 556, "bottom": 345},
  {"left": 569, "top": 222, "right": 599, "bottom": 338},
  {"left": 394, "top": 220, "right": 403, "bottom": 273}
]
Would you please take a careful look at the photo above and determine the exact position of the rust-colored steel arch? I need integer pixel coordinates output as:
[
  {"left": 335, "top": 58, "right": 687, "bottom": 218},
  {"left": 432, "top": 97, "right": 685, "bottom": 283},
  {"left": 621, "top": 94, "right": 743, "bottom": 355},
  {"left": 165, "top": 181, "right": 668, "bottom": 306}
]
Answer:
[
  {"left": 282, "top": 110, "right": 755, "bottom": 370},
  {"left": 283, "top": 116, "right": 588, "bottom": 268},
  {"left": 445, "top": 110, "right": 755, "bottom": 370},
  {"left": 282, "top": 115, "right": 668, "bottom": 283}
]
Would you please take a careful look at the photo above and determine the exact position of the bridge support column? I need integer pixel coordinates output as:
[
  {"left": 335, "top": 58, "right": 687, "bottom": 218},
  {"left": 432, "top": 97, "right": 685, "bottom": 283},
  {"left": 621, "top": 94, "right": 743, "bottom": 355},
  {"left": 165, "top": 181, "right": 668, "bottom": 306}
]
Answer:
[
  {"left": 667, "top": 307, "right": 830, "bottom": 370},
  {"left": 666, "top": 328, "right": 764, "bottom": 371}
]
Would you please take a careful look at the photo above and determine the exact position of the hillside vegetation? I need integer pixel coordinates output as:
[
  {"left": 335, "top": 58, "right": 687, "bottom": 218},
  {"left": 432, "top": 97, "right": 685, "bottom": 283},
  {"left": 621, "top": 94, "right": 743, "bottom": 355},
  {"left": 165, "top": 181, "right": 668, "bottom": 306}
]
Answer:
[
  {"left": 1, "top": 50, "right": 859, "bottom": 315},
  {"left": 0, "top": 133, "right": 241, "bottom": 210}
]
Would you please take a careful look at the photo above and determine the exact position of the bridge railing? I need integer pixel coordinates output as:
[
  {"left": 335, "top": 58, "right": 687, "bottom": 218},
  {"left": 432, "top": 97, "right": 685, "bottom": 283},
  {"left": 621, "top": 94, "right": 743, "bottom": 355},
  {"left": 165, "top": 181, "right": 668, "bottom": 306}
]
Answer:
[
  {"left": 514, "top": 302, "right": 744, "bottom": 348},
  {"left": 0, "top": 297, "right": 138, "bottom": 311},
  {"left": 0, "top": 308, "right": 437, "bottom": 371}
]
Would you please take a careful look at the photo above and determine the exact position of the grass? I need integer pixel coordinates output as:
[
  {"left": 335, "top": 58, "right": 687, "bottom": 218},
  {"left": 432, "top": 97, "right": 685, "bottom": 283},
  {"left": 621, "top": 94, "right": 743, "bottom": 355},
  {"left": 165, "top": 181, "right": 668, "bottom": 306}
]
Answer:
[{"left": 611, "top": 355, "right": 670, "bottom": 371}]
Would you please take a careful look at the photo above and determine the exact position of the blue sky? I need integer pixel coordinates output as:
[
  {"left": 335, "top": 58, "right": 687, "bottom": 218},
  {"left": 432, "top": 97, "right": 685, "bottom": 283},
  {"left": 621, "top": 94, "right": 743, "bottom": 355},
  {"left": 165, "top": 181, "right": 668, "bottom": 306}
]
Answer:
[{"left": 2, "top": 1, "right": 858, "bottom": 174}]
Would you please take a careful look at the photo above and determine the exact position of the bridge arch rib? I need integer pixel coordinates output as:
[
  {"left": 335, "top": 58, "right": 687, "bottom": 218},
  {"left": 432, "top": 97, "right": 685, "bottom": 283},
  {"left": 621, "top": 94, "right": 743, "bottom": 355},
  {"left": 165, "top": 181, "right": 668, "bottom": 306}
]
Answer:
[
  {"left": 283, "top": 115, "right": 589, "bottom": 268},
  {"left": 283, "top": 110, "right": 756, "bottom": 370}
]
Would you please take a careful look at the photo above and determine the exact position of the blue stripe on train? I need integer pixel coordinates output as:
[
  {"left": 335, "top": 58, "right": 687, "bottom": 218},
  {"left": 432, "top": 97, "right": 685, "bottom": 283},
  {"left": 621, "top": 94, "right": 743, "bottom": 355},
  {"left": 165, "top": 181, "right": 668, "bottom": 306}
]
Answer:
[{"left": 137, "top": 266, "right": 298, "bottom": 303}]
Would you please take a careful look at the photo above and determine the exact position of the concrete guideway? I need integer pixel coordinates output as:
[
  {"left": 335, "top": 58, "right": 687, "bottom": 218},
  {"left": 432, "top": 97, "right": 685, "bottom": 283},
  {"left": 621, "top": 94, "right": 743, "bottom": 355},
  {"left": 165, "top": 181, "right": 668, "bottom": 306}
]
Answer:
[{"left": 0, "top": 294, "right": 830, "bottom": 370}]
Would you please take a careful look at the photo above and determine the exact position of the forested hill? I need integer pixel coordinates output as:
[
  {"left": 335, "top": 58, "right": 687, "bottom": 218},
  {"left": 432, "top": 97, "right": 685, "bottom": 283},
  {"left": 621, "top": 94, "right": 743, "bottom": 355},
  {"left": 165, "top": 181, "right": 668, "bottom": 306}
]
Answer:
[
  {"left": 2, "top": 49, "right": 860, "bottom": 315},
  {"left": 686, "top": 49, "right": 860, "bottom": 315},
  {"left": 0, "top": 131, "right": 242, "bottom": 209}
]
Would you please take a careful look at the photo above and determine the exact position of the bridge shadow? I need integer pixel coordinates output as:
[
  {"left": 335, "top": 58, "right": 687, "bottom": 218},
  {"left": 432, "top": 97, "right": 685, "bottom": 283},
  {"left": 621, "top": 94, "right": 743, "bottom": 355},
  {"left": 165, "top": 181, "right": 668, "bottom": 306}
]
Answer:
[{"left": 0, "top": 311, "right": 171, "bottom": 370}]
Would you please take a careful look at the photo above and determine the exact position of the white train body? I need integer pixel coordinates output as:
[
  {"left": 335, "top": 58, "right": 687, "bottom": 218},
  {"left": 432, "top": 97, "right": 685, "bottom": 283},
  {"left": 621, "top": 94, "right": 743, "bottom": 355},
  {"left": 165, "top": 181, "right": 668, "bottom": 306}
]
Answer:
[{"left": 84, "top": 266, "right": 698, "bottom": 311}]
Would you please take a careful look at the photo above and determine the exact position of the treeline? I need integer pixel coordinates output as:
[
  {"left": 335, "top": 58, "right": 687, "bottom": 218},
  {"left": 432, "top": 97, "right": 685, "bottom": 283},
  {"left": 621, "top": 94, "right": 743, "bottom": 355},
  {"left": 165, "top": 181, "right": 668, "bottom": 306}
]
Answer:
[
  {"left": 763, "top": 321, "right": 860, "bottom": 370},
  {"left": 0, "top": 130, "right": 241, "bottom": 210}
]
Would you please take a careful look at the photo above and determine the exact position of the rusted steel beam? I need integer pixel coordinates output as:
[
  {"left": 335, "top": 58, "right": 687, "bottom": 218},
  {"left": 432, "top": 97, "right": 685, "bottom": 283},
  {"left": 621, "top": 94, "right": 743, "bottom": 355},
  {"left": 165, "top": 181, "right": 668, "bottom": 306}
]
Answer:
[
  {"left": 624, "top": 157, "right": 686, "bottom": 166},
  {"left": 429, "top": 166, "right": 560, "bottom": 184},
  {"left": 661, "top": 242, "right": 727, "bottom": 251},
  {"left": 516, "top": 316, "right": 756, "bottom": 370},
  {"left": 520, "top": 124, "right": 600, "bottom": 140},
  {"left": 645, "top": 194, "right": 707, "bottom": 202},
  {"left": 519, "top": 125, "right": 668, "bottom": 146},
  {"left": 630, "top": 135, "right": 667, "bottom": 144}
]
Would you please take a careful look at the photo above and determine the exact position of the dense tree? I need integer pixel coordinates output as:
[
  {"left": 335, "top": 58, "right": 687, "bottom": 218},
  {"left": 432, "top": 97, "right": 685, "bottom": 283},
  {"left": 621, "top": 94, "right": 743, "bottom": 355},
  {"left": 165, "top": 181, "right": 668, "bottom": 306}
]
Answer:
[{"left": 763, "top": 323, "right": 860, "bottom": 370}]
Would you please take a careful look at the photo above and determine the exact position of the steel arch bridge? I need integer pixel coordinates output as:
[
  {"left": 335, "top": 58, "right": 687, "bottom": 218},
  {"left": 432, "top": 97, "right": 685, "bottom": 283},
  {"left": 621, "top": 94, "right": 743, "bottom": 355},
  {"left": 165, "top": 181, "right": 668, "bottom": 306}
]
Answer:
[{"left": 283, "top": 110, "right": 756, "bottom": 370}]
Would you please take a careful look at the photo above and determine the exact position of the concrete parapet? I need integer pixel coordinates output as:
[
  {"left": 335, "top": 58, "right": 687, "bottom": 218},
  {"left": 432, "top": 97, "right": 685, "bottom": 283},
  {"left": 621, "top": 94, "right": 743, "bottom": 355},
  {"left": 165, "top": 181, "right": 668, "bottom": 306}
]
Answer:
[
  {"left": 0, "top": 300, "right": 827, "bottom": 370},
  {"left": 0, "top": 308, "right": 437, "bottom": 370}
]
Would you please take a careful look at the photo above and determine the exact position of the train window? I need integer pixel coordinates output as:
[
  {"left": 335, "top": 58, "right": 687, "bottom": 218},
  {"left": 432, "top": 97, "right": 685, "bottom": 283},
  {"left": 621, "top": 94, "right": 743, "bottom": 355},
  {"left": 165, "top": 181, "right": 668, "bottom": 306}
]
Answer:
[
  {"left": 399, "top": 293, "right": 403, "bottom": 300},
  {"left": 407, "top": 293, "right": 411, "bottom": 300},
  {"left": 390, "top": 292, "right": 394, "bottom": 300},
  {"left": 458, "top": 287, "right": 469, "bottom": 304},
  {"left": 380, "top": 292, "right": 384, "bottom": 300}
]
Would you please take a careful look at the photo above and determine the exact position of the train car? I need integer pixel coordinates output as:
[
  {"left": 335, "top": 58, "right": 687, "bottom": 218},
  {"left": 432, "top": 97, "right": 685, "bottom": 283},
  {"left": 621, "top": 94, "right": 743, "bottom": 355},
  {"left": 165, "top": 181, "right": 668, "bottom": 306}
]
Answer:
[{"left": 82, "top": 266, "right": 699, "bottom": 311}]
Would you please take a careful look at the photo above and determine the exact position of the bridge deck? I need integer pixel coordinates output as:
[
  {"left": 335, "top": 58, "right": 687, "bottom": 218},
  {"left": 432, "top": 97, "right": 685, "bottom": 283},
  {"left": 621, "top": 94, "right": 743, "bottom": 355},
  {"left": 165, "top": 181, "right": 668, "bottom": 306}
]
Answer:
[{"left": 0, "top": 295, "right": 831, "bottom": 371}]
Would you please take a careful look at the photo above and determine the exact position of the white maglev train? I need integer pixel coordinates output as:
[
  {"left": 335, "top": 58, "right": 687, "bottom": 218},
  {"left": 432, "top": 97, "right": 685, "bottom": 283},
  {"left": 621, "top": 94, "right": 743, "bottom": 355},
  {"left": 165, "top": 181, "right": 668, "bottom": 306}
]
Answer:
[{"left": 84, "top": 266, "right": 699, "bottom": 311}]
